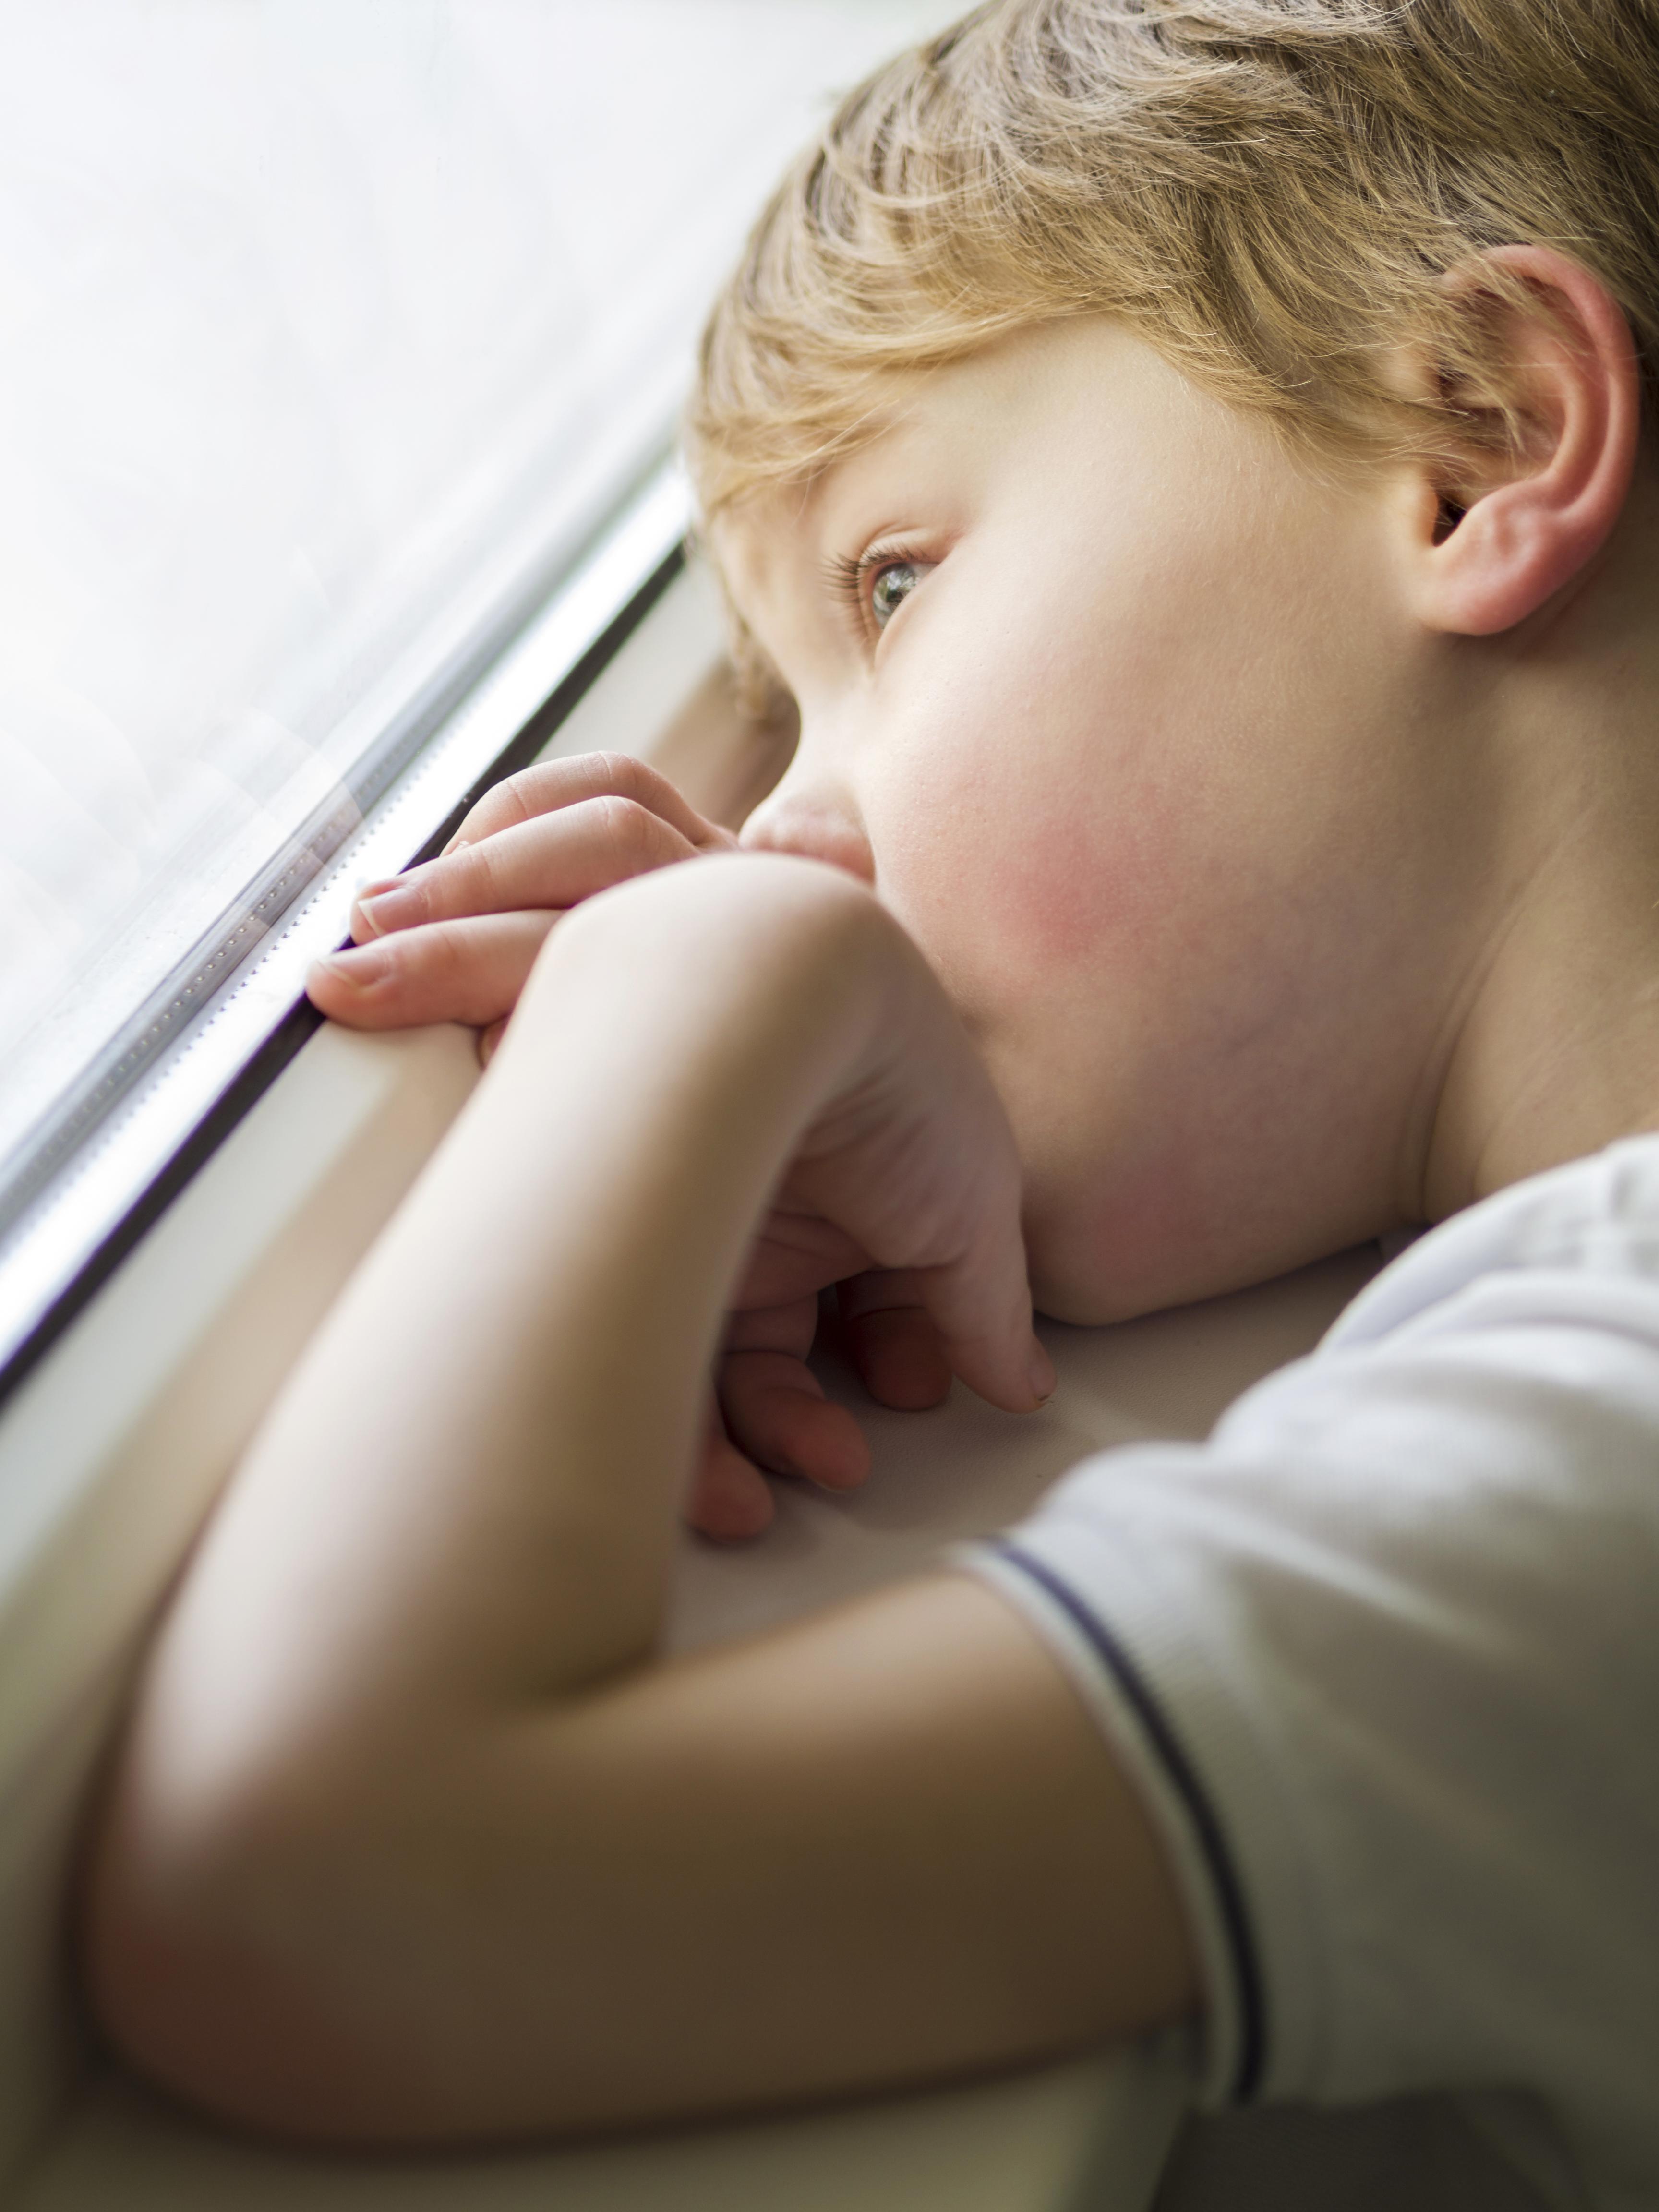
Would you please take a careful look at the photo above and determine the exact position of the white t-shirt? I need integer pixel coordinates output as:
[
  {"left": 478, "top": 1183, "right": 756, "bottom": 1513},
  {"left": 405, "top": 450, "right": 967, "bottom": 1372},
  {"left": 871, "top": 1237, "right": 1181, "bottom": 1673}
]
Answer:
[{"left": 963, "top": 1135, "right": 1659, "bottom": 2212}]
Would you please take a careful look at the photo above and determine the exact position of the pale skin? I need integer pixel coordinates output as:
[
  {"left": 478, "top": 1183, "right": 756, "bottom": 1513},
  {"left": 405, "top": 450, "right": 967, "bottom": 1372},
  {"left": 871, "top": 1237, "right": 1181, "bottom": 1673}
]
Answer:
[{"left": 84, "top": 247, "right": 1659, "bottom": 2141}]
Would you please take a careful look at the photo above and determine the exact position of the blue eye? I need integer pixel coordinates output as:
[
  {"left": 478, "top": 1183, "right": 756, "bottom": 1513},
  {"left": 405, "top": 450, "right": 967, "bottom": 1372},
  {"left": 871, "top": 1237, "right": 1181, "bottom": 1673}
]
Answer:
[{"left": 869, "top": 560, "right": 920, "bottom": 628}]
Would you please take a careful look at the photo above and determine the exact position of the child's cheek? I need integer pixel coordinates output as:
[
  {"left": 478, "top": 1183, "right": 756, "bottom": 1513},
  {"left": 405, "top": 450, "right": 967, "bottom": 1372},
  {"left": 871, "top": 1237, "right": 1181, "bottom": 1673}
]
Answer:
[
  {"left": 872, "top": 745, "right": 1191, "bottom": 995},
  {"left": 1001, "top": 789, "right": 1182, "bottom": 968}
]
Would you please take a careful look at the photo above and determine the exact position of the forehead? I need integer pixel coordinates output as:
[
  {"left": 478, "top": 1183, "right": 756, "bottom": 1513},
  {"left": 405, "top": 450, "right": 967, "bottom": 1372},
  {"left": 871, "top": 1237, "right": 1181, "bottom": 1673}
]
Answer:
[{"left": 709, "top": 316, "right": 1192, "bottom": 628}]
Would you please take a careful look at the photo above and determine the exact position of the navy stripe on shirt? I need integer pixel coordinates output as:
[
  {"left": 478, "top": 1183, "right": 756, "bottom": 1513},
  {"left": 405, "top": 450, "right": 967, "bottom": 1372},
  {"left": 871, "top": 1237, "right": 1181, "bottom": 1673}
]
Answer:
[{"left": 989, "top": 1538, "right": 1267, "bottom": 2101}]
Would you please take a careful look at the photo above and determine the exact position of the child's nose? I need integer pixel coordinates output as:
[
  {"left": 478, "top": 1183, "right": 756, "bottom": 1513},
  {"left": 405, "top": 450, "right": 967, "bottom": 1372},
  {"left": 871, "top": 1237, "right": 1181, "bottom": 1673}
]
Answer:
[{"left": 740, "top": 781, "right": 876, "bottom": 884}]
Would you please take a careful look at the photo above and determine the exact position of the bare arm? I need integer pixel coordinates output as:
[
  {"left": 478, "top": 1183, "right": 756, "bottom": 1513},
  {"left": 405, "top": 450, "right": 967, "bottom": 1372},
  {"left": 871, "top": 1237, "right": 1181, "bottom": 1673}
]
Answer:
[{"left": 84, "top": 854, "right": 1197, "bottom": 2144}]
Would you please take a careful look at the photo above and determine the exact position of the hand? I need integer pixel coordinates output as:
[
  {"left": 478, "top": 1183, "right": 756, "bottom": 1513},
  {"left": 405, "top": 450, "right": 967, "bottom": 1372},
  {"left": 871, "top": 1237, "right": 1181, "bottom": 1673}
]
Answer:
[
  {"left": 305, "top": 755, "right": 972, "bottom": 1540},
  {"left": 577, "top": 856, "right": 1054, "bottom": 1537},
  {"left": 482, "top": 849, "right": 1055, "bottom": 1428},
  {"left": 309, "top": 751, "right": 737, "bottom": 1053},
  {"left": 699, "top": 1268, "right": 957, "bottom": 1541}
]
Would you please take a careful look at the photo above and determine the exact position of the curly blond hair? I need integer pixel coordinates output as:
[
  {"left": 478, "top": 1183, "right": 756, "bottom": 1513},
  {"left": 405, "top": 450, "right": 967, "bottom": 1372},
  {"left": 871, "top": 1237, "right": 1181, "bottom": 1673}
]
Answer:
[{"left": 688, "top": 0, "right": 1659, "bottom": 541}]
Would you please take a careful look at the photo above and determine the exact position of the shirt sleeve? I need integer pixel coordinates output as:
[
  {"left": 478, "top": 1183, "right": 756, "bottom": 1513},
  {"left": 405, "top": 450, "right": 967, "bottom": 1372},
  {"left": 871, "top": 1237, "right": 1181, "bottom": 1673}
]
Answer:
[{"left": 956, "top": 1264, "right": 1659, "bottom": 2199}]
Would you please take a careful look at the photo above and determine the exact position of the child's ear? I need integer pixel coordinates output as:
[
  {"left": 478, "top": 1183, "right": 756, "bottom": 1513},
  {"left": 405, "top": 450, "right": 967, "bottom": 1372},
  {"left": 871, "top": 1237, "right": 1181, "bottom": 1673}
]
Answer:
[{"left": 1407, "top": 245, "right": 1642, "bottom": 637}]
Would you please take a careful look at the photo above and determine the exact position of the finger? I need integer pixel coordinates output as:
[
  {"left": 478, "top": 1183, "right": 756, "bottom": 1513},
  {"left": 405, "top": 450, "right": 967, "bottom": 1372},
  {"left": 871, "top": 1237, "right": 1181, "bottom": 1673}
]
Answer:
[
  {"left": 912, "top": 1222, "right": 1057, "bottom": 1417},
  {"left": 351, "top": 798, "right": 698, "bottom": 942},
  {"left": 442, "top": 750, "right": 733, "bottom": 857},
  {"left": 720, "top": 1350, "right": 871, "bottom": 1492},
  {"left": 724, "top": 1293, "right": 818, "bottom": 1361},
  {"left": 734, "top": 1209, "right": 872, "bottom": 1311},
  {"left": 307, "top": 910, "right": 558, "bottom": 1031},
  {"left": 477, "top": 1017, "right": 509, "bottom": 1068},
  {"left": 686, "top": 1421, "right": 776, "bottom": 1541},
  {"left": 837, "top": 1273, "right": 952, "bottom": 1410}
]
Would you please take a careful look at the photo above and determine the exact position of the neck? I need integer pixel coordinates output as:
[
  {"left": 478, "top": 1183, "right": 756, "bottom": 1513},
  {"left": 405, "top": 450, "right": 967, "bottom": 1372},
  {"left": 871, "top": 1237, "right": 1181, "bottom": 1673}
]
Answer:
[{"left": 1423, "top": 489, "right": 1659, "bottom": 1217}]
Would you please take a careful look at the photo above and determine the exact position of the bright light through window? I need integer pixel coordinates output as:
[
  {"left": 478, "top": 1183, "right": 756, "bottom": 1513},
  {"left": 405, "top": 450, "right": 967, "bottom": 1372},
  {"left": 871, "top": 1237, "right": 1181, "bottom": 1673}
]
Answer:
[{"left": 0, "top": 0, "right": 956, "bottom": 1252}]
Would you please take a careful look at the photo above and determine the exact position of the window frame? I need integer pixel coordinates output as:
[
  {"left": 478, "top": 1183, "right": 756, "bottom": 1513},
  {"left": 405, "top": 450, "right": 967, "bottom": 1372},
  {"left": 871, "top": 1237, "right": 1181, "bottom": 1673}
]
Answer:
[{"left": 0, "top": 458, "right": 690, "bottom": 1409}]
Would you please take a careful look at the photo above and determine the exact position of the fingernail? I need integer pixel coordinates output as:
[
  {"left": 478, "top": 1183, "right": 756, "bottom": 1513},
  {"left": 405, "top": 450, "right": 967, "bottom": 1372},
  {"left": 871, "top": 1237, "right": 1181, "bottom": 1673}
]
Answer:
[
  {"left": 354, "top": 880, "right": 424, "bottom": 936},
  {"left": 311, "top": 942, "right": 392, "bottom": 987},
  {"left": 1027, "top": 1340, "right": 1057, "bottom": 1404}
]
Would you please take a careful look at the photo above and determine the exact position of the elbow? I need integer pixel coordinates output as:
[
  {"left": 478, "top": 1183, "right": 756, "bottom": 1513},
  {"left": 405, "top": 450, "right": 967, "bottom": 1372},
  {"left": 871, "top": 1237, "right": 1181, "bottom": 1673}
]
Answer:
[{"left": 80, "top": 1756, "right": 441, "bottom": 2144}]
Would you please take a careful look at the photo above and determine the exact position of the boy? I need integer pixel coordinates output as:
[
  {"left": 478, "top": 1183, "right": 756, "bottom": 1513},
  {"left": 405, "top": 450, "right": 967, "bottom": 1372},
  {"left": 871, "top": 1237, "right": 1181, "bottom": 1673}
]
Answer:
[{"left": 85, "top": 3, "right": 1659, "bottom": 2206}]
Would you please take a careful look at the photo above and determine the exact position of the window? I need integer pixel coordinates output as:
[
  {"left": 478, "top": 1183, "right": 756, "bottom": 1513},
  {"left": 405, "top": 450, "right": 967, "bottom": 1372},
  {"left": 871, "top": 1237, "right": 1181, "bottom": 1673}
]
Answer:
[{"left": 0, "top": 0, "right": 958, "bottom": 1385}]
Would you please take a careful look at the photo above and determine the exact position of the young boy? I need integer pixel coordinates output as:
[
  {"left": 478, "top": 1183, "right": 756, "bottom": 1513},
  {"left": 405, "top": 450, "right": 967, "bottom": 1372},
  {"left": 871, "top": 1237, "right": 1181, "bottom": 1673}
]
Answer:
[{"left": 84, "top": 3, "right": 1659, "bottom": 2206}]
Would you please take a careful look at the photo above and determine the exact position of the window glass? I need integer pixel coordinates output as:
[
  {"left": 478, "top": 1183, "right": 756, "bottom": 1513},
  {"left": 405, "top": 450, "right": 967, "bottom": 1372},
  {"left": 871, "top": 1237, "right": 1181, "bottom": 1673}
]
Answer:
[{"left": 0, "top": 0, "right": 955, "bottom": 1206}]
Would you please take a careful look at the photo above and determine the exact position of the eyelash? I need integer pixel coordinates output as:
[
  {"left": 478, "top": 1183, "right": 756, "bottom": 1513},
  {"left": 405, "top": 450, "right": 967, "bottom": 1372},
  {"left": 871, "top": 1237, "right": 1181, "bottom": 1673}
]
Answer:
[{"left": 826, "top": 541, "right": 925, "bottom": 639}]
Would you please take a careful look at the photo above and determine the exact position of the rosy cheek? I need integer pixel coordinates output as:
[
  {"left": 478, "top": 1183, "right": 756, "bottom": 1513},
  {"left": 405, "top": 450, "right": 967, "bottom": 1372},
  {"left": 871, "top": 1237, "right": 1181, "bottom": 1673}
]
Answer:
[
  {"left": 996, "top": 790, "right": 1181, "bottom": 968},
  {"left": 875, "top": 753, "right": 1189, "bottom": 997}
]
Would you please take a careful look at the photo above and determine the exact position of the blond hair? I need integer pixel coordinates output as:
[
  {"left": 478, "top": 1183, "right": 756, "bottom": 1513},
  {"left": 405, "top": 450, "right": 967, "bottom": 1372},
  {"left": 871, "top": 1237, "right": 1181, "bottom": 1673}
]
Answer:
[{"left": 688, "top": 0, "right": 1659, "bottom": 533}]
